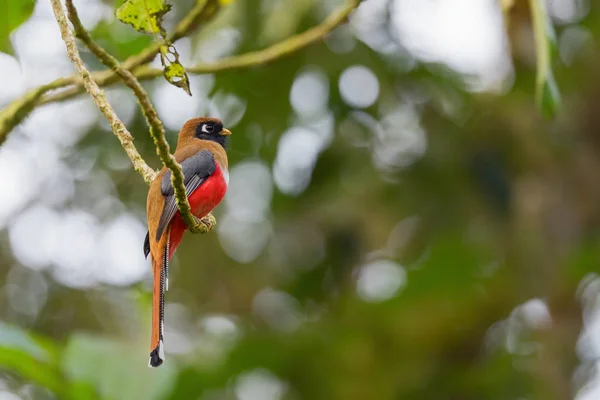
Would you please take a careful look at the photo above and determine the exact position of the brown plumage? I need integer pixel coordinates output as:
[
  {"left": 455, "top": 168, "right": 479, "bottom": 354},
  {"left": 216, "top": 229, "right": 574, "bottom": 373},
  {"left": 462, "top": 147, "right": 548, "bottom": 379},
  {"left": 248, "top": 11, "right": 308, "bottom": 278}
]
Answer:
[{"left": 145, "top": 117, "right": 231, "bottom": 367}]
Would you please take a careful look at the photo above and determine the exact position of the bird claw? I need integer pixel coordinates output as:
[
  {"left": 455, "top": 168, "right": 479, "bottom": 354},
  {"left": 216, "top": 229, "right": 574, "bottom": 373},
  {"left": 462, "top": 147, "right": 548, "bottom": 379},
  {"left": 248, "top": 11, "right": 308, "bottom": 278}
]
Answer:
[
  {"left": 199, "top": 214, "right": 217, "bottom": 231},
  {"left": 189, "top": 213, "right": 216, "bottom": 234}
]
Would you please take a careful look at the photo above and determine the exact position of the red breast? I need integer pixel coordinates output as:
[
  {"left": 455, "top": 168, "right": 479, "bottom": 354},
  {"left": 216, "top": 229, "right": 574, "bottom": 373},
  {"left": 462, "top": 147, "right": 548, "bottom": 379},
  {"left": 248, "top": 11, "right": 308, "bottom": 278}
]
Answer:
[{"left": 166, "top": 163, "right": 228, "bottom": 260}]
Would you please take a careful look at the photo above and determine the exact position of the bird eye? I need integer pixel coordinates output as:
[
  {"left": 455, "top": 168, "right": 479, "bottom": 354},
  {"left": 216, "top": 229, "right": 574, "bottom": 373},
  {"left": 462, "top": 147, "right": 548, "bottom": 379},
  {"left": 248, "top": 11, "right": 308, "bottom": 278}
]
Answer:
[{"left": 201, "top": 123, "right": 215, "bottom": 134}]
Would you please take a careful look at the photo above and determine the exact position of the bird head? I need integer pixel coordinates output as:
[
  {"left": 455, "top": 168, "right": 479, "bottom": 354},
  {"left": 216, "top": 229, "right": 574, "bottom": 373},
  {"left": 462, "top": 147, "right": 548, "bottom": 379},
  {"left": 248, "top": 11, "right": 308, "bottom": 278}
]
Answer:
[{"left": 177, "top": 117, "right": 231, "bottom": 149}]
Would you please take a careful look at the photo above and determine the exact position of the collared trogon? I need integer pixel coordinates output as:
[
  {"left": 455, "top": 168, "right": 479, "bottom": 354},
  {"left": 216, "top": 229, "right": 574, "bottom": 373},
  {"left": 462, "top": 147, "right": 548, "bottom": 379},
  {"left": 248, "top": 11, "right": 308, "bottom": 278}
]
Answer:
[{"left": 143, "top": 117, "right": 231, "bottom": 367}]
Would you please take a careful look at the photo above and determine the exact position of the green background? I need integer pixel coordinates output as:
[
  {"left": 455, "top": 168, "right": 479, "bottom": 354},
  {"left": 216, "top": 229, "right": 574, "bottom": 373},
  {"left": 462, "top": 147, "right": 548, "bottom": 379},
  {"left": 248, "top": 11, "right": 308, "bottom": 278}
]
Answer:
[{"left": 1, "top": 0, "right": 599, "bottom": 399}]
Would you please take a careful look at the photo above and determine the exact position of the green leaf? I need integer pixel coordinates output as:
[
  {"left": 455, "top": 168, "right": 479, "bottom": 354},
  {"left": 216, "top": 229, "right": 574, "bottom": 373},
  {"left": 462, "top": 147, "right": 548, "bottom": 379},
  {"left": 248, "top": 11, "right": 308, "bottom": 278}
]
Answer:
[
  {"left": 0, "top": 322, "right": 51, "bottom": 362},
  {"left": 115, "top": 0, "right": 171, "bottom": 35},
  {"left": 160, "top": 44, "right": 191, "bottom": 95},
  {"left": 115, "top": 0, "right": 192, "bottom": 95},
  {"left": 0, "top": 0, "right": 35, "bottom": 54},
  {"left": 529, "top": 0, "right": 561, "bottom": 118},
  {"left": 0, "top": 322, "right": 65, "bottom": 396}
]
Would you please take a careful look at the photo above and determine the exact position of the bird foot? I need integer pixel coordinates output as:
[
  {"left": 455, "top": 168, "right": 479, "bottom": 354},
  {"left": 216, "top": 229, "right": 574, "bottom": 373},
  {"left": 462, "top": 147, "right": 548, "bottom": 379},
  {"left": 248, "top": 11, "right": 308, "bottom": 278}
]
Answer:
[{"left": 189, "top": 213, "right": 217, "bottom": 234}]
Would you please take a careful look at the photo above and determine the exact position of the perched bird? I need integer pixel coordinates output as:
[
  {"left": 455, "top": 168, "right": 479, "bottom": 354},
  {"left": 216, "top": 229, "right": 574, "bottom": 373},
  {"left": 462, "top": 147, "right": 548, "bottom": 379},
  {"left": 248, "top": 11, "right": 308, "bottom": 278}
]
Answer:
[{"left": 143, "top": 117, "right": 231, "bottom": 367}]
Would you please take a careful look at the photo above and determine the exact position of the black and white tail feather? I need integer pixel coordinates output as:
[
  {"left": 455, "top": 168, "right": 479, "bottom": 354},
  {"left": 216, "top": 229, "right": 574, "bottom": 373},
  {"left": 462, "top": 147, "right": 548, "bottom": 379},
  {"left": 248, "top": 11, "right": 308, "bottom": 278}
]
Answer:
[{"left": 148, "top": 235, "right": 169, "bottom": 368}]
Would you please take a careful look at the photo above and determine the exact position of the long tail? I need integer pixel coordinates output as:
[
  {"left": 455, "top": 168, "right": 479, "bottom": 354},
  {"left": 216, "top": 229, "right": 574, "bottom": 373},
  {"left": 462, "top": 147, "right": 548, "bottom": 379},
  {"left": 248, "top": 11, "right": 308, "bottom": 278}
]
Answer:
[{"left": 149, "top": 236, "right": 169, "bottom": 368}]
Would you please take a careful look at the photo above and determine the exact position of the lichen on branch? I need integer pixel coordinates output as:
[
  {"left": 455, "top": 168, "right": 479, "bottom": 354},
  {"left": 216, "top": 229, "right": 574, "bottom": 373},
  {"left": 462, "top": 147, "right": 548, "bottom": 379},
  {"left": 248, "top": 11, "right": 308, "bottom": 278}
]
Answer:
[
  {"left": 0, "top": 0, "right": 359, "bottom": 146},
  {"left": 49, "top": 0, "right": 156, "bottom": 184},
  {"left": 0, "top": 0, "right": 219, "bottom": 146}
]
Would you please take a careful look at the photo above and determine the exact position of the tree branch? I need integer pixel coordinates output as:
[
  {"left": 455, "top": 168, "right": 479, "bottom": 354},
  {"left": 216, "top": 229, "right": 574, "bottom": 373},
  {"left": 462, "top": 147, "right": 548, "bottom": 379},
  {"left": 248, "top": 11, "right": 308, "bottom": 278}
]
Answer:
[
  {"left": 117, "top": 0, "right": 220, "bottom": 70},
  {"left": 50, "top": 0, "right": 156, "bottom": 184},
  {"left": 65, "top": 0, "right": 214, "bottom": 234},
  {"left": 0, "top": 0, "right": 220, "bottom": 145},
  {"left": 48, "top": 0, "right": 360, "bottom": 98},
  {"left": 0, "top": 0, "right": 360, "bottom": 145}
]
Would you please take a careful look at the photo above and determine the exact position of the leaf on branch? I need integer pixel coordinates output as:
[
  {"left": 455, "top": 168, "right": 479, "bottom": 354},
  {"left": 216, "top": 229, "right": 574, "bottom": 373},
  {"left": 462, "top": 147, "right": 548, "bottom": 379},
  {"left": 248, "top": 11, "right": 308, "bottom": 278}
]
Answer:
[
  {"left": 160, "top": 44, "right": 191, "bottom": 95},
  {"left": 115, "top": 0, "right": 192, "bottom": 96},
  {"left": 1, "top": 0, "right": 35, "bottom": 54},
  {"left": 115, "top": 0, "right": 171, "bottom": 35},
  {"left": 529, "top": 0, "right": 560, "bottom": 118}
]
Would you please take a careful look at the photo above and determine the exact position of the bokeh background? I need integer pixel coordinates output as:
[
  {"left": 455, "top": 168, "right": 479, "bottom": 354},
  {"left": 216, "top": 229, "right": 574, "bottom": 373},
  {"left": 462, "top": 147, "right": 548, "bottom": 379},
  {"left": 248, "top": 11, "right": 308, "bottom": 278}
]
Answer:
[{"left": 1, "top": 0, "right": 599, "bottom": 398}]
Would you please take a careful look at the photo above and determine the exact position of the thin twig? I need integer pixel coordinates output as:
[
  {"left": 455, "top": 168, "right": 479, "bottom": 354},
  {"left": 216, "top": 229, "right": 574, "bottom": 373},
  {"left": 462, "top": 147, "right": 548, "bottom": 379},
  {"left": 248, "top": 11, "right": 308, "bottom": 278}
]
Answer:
[
  {"left": 0, "top": 0, "right": 219, "bottom": 145},
  {"left": 0, "top": 0, "right": 360, "bottom": 145},
  {"left": 49, "top": 0, "right": 359, "bottom": 98},
  {"left": 66, "top": 0, "right": 212, "bottom": 233},
  {"left": 50, "top": 0, "right": 155, "bottom": 184}
]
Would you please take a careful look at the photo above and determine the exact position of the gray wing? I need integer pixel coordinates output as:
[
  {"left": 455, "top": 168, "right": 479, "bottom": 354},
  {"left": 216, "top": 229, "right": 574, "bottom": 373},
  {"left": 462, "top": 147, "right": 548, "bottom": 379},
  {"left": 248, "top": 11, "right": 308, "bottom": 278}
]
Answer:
[{"left": 155, "top": 150, "right": 216, "bottom": 241}]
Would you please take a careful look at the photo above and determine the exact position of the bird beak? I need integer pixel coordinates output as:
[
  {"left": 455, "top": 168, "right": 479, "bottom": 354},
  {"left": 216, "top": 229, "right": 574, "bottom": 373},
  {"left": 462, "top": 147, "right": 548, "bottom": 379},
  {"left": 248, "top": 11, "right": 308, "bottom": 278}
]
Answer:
[{"left": 219, "top": 128, "right": 232, "bottom": 136}]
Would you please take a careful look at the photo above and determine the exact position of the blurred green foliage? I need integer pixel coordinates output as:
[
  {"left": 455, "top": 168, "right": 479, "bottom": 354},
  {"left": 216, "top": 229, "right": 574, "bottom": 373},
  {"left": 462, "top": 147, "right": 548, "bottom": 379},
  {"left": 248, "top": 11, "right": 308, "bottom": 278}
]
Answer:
[
  {"left": 1, "top": 0, "right": 600, "bottom": 399},
  {"left": 1, "top": 0, "right": 34, "bottom": 54}
]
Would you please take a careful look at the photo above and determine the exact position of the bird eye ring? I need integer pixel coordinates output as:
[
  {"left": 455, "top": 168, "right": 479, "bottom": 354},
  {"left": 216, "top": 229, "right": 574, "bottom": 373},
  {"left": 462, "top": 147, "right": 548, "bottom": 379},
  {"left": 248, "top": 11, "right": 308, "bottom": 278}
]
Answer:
[{"left": 201, "top": 123, "right": 215, "bottom": 134}]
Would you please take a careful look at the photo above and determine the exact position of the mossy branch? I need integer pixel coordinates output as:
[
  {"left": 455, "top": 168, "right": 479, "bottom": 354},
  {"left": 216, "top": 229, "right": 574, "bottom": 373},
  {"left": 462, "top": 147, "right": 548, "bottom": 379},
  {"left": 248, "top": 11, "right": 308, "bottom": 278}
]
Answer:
[
  {"left": 65, "top": 0, "right": 214, "bottom": 234},
  {"left": 0, "top": 0, "right": 360, "bottom": 145},
  {"left": 0, "top": 0, "right": 219, "bottom": 145},
  {"left": 50, "top": 0, "right": 156, "bottom": 184}
]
